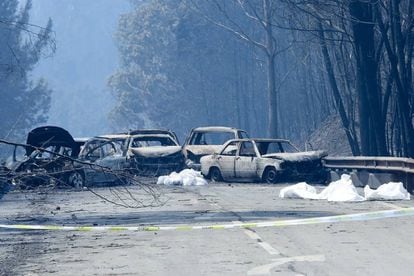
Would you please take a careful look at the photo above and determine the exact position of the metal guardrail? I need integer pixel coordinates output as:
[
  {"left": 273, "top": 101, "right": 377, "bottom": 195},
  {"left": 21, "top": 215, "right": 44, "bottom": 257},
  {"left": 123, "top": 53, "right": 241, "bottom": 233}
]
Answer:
[{"left": 323, "top": 156, "right": 414, "bottom": 192}]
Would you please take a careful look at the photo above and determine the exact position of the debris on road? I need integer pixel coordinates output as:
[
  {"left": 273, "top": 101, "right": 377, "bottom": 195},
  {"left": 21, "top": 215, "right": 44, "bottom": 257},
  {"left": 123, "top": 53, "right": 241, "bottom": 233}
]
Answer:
[{"left": 157, "top": 169, "right": 208, "bottom": 186}]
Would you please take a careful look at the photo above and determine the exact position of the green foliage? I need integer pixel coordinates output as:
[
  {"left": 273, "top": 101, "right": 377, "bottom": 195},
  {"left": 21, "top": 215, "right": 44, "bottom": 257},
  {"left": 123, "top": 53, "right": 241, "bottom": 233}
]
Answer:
[{"left": 0, "top": 0, "right": 53, "bottom": 141}]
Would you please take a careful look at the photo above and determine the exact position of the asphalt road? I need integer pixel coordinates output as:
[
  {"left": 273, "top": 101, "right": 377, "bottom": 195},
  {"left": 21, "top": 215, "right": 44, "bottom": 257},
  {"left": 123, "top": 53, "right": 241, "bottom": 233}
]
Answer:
[{"left": 0, "top": 181, "right": 414, "bottom": 275}]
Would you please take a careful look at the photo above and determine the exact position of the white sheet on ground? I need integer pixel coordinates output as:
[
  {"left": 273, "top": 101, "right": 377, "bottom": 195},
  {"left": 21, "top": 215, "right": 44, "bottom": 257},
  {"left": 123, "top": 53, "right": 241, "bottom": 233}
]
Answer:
[
  {"left": 157, "top": 169, "right": 208, "bottom": 186},
  {"left": 279, "top": 182, "right": 320, "bottom": 200},
  {"left": 364, "top": 182, "right": 410, "bottom": 201},
  {"left": 318, "top": 174, "right": 365, "bottom": 202},
  {"left": 280, "top": 174, "right": 365, "bottom": 202}
]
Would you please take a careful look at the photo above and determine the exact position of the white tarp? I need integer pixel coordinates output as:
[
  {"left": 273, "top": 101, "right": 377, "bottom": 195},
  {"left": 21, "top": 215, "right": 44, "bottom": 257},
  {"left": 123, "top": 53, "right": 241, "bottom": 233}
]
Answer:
[
  {"left": 279, "top": 182, "right": 320, "bottom": 200},
  {"left": 280, "top": 174, "right": 410, "bottom": 202},
  {"left": 157, "top": 169, "right": 208, "bottom": 186},
  {"left": 364, "top": 182, "right": 410, "bottom": 201},
  {"left": 318, "top": 174, "right": 365, "bottom": 202}
]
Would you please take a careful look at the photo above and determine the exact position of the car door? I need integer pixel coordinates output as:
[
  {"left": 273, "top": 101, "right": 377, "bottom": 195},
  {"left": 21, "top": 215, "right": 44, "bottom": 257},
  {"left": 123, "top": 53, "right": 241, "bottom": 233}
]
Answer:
[
  {"left": 216, "top": 141, "right": 239, "bottom": 179},
  {"left": 94, "top": 142, "right": 127, "bottom": 182},
  {"left": 235, "top": 141, "right": 258, "bottom": 179}
]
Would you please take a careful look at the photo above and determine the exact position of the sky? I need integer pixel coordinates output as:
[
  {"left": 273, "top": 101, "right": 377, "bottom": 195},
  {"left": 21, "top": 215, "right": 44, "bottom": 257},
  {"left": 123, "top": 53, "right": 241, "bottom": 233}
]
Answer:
[{"left": 28, "top": 0, "right": 130, "bottom": 137}]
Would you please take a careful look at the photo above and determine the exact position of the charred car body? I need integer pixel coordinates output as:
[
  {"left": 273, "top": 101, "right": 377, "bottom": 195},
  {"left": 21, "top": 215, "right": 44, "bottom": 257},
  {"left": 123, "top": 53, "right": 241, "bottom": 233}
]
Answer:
[
  {"left": 127, "top": 131, "right": 184, "bottom": 175},
  {"left": 183, "top": 126, "right": 249, "bottom": 170},
  {"left": 77, "top": 134, "right": 129, "bottom": 185},
  {"left": 200, "top": 138, "right": 327, "bottom": 183},
  {"left": 78, "top": 129, "right": 184, "bottom": 182},
  {"left": 6, "top": 126, "right": 84, "bottom": 188}
]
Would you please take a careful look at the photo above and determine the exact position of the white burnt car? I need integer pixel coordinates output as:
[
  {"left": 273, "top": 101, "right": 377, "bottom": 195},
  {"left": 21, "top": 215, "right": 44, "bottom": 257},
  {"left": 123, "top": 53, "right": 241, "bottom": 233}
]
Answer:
[
  {"left": 183, "top": 126, "right": 249, "bottom": 170},
  {"left": 200, "top": 139, "right": 328, "bottom": 183}
]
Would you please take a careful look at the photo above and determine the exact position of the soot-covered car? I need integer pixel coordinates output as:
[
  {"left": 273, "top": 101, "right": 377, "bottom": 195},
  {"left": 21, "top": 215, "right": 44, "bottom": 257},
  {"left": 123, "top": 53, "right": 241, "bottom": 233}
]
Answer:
[
  {"left": 6, "top": 126, "right": 83, "bottom": 188},
  {"left": 200, "top": 138, "right": 328, "bottom": 183},
  {"left": 127, "top": 131, "right": 184, "bottom": 175},
  {"left": 77, "top": 134, "right": 130, "bottom": 185},
  {"left": 78, "top": 129, "right": 184, "bottom": 182},
  {"left": 183, "top": 126, "right": 249, "bottom": 170}
]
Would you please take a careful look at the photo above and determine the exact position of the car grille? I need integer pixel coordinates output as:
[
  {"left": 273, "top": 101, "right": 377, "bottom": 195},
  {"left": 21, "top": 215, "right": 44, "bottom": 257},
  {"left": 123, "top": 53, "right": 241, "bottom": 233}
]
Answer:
[{"left": 131, "top": 153, "right": 184, "bottom": 175}]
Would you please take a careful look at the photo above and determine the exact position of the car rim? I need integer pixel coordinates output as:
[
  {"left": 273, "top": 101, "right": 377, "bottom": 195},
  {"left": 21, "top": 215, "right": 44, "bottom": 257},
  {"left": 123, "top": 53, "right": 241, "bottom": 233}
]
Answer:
[
  {"left": 267, "top": 170, "right": 276, "bottom": 183},
  {"left": 70, "top": 172, "right": 84, "bottom": 188}
]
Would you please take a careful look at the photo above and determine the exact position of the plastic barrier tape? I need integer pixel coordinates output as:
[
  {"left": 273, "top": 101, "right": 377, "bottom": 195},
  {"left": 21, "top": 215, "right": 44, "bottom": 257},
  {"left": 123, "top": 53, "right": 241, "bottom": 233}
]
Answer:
[{"left": 1, "top": 207, "right": 413, "bottom": 232}]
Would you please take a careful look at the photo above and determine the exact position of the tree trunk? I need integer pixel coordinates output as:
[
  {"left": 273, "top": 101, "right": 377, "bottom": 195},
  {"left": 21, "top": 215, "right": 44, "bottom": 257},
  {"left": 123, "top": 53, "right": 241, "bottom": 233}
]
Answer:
[
  {"left": 375, "top": 2, "right": 414, "bottom": 157},
  {"left": 264, "top": 0, "right": 278, "bottom": 138},
  {"left": 318, "top": 22, "right": 361, "bottom": 155},
  {"left": 349, "top": 0, "right": 388, "bottom": 156}
]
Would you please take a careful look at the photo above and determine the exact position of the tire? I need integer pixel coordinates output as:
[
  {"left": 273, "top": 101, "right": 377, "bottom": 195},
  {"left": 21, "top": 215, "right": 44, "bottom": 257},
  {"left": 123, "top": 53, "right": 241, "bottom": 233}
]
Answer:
[
  {"left": 263, "top": 167, "right": 278, "bottom": 184},
  {"left": 209, "top": 167, "right": 223, "bottom": 182},
  {"left": 68, "top": 171, "right": 85, "bottom": 189}
]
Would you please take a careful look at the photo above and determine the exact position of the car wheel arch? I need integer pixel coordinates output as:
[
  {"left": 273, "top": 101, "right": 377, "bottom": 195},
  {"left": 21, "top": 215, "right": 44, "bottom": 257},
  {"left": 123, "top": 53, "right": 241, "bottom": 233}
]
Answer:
[
  {"left": 261, "top": 166, "right": 278, "bottom": 182},
  {"left": 208, "top": 166, "right": 223, "bottom": 181}
]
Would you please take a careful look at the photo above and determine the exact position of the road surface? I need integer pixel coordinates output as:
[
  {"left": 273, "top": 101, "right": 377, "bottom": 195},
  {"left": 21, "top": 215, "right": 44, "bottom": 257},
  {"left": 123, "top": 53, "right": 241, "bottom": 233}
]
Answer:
[{"left": 0, "top": 181, "right": 413, "bottom": 275}]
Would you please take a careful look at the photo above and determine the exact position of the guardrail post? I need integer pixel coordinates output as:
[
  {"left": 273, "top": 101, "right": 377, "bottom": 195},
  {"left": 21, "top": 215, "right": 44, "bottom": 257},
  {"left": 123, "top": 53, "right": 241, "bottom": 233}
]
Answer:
[
  {"left": 330, "top": 171, "right": 340, "bottom": 182},
  {"left": 350, "top": 172, "right": 363, "bottom": 187},
  {"left": 368, "top": 173, "right": 381, "bottom": 188},
  {"left": 406, "top": 173, "right": 413, "bottom": 194}
]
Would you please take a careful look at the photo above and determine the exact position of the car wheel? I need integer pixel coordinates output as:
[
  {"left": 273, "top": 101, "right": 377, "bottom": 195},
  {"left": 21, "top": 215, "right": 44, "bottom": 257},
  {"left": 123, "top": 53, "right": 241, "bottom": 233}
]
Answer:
[
  {"left": 263, "top": 167, "right": 278, "bottom": 184},
  {"left": 210, "top": 167, "right": 222, "bottom": 182},
  {"left": 68, "top": 171, "right": 85, "bottom": 189}
]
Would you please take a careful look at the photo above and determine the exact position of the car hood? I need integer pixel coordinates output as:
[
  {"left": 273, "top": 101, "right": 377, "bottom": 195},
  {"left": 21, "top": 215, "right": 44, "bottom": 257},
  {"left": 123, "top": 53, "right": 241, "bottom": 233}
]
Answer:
[
  {"left": 129, "top": 146, "right": 182, "bottom": 158},
  {"left": 262, "top": 150, "right": 327, "bottom": 162},
  {"left": 26, "top": 126, "right": 79, "bottom": 157},
  {"left": 185, "top": 145, "right": 223, "bottom": 156}
]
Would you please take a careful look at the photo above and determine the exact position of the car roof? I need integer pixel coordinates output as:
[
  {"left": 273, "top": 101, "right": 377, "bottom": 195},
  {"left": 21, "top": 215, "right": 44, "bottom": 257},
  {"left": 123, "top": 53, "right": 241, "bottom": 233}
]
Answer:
[
  {"left": 130, "top": 133, "right": 173, "bottom": 138},
  {"left": 128, "top": 129, "right": 176, "bottom": 136},
  {"left": 225, "top": 138, "right": 292, "bottom": 143},
  {"left": 192, "top": 126, "right": 243, "bottom": 132},
  {"left": 96, "top": 134, "right": 130, "bottom": 140}
]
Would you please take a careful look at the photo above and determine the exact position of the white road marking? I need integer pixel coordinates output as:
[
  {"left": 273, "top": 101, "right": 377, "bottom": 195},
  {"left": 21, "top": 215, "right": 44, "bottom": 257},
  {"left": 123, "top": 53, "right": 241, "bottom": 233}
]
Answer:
[
  {"left": 243, "top": 229, "right": 280, "bottom": 255},
  {"left": 232, "top": 220, "right": 280, "bottom": 256},
  {"left": 247, "top": 254, "right": 326, "bottom": 275}
]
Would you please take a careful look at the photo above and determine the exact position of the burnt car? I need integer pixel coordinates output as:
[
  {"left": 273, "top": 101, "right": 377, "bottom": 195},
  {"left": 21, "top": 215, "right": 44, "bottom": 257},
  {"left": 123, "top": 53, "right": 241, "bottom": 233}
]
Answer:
[
  {"left": 77, "top": 134, "right": 130, "bottom": 185},
  {"left": 78, "top": 129, "right": 184, "bottom": 182},
  {"left": 129, "top": 129, "right": 180, "bottom": 144},
  {"left": 6, "top": 126, "right": 84, "bottom": 188},
  {"left": 200, "top": 138, "right": 328, "bottom": 183},
  {"left": 183, "top": 126, "right": 249, "bottom": 170},
  {"left": 127, "top": 131, "right": 184, "bottom": 175}
]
